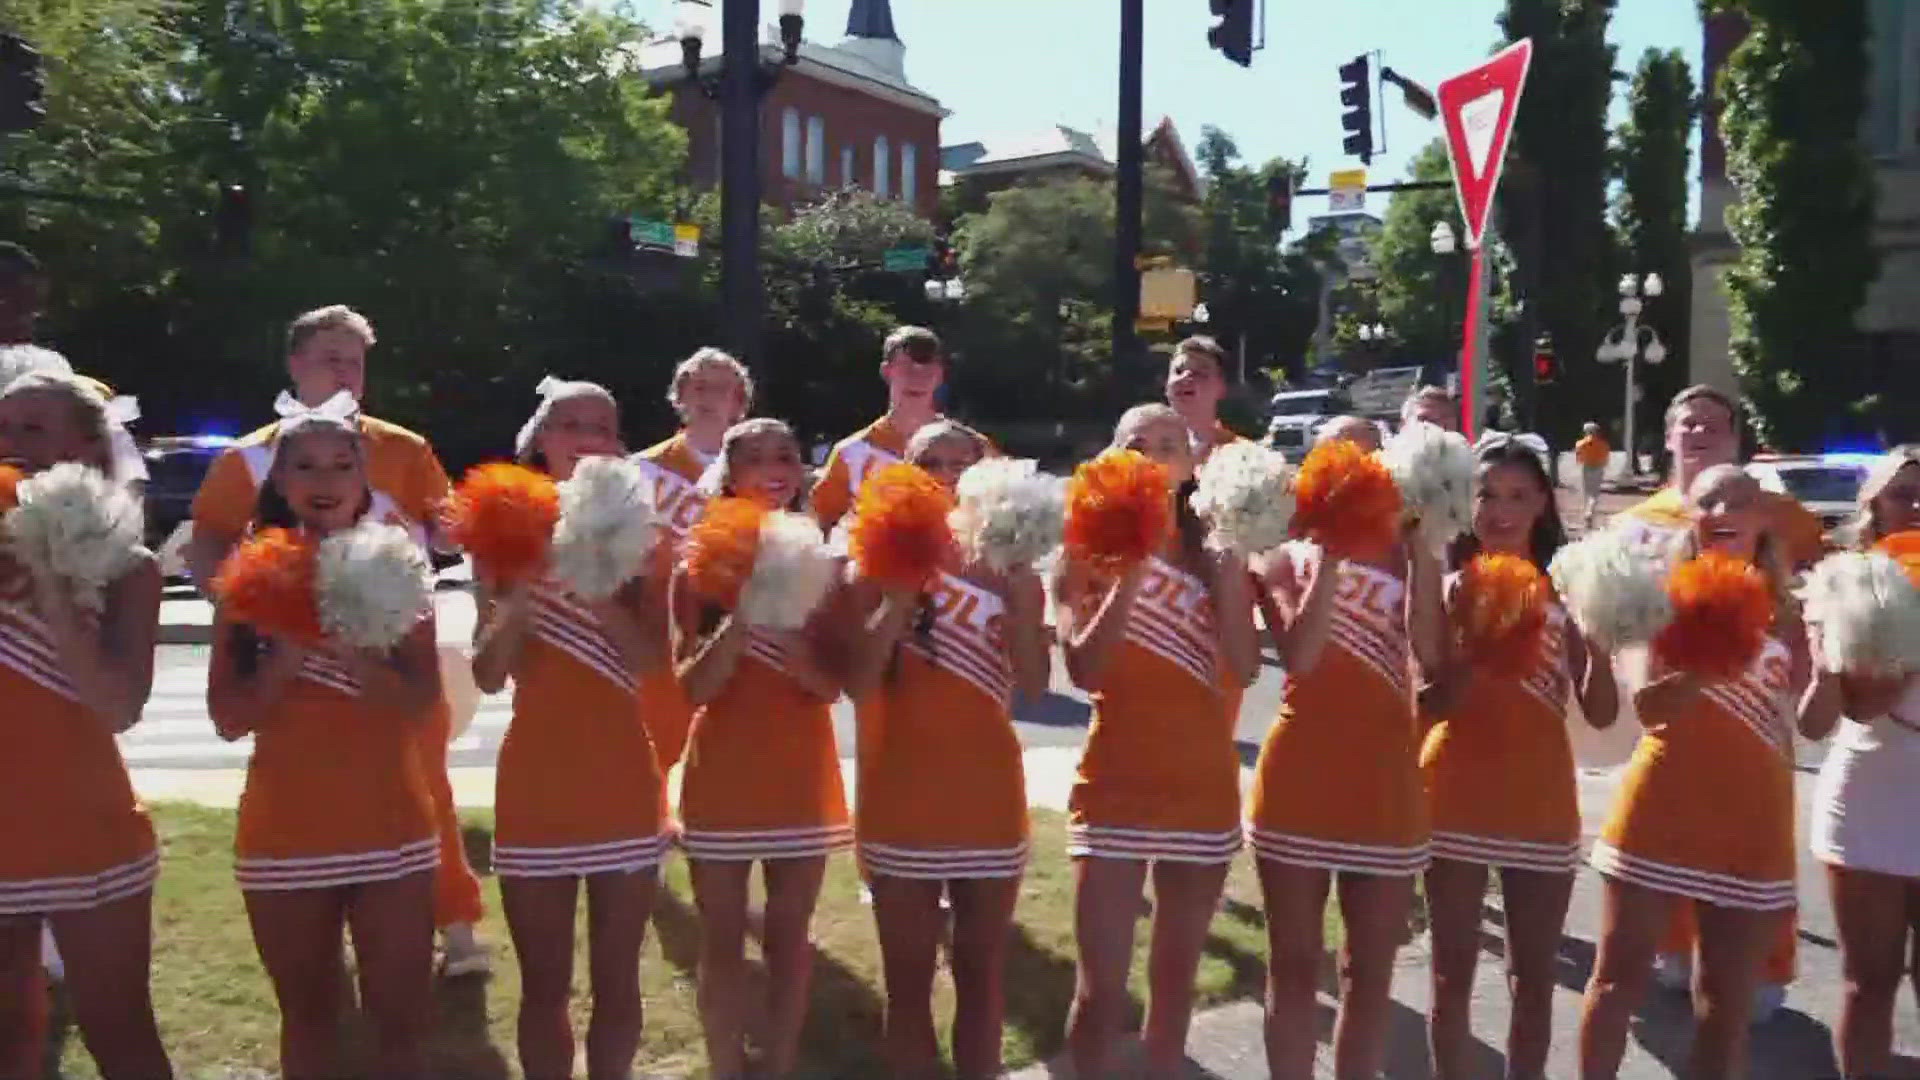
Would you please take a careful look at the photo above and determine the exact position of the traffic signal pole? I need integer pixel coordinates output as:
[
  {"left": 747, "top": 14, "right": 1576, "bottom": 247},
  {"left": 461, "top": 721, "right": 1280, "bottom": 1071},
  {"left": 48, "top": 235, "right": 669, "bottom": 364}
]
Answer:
[{"left": 1113, "top": 0, "right": 1143, "bottom": 382}]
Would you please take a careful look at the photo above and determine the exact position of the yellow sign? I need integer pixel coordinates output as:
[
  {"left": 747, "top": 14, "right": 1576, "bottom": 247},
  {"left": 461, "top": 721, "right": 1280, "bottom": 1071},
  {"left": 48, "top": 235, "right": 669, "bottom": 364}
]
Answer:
[
  {"left": 673, "top": 224, "right": 702, "bottom": 258},
  {"left": 1139, "top": 266, "right": 1197, "bottom": 320},
  {"left": 1135, "top": 316, "right": 1173, "bottom": 334},
  {"left": 1329, "top": 168, "right": 1368, "bottom": 212}
]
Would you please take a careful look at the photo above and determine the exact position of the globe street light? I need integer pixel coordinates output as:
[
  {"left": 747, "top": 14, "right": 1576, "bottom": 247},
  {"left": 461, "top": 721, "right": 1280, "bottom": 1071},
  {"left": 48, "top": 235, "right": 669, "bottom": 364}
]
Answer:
[
  {"left": 1597, "top": 272, "right": 1667, "bottom": 480},
  {"left": 923, "top": 277, "right": 966, "bottom": 303},
  {"left": 1430, "top": 220, "right": 1457, "bottom": 256}
]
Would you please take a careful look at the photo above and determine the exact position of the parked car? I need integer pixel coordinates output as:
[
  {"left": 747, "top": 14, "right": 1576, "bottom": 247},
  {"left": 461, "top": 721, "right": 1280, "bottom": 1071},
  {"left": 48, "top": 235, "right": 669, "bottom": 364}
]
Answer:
[
  {"left": 143, "top": 435, "right": 232, "bottom": 569},
  {"left": 1747, "top": 454, "right": 1868, "bottom": 544}
]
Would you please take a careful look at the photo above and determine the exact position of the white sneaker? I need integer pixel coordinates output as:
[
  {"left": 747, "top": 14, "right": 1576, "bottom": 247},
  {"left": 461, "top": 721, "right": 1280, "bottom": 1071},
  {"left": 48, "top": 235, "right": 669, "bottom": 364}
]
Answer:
[
  {"left": 1652, "top": 951, "right": 1692, "bottom": 991},
  {"left": 1750, "top": 982, "right": 1786, "bottom": 1025},
  {"left": 440, "top": 922, "right": 491, "bottom": 978}
]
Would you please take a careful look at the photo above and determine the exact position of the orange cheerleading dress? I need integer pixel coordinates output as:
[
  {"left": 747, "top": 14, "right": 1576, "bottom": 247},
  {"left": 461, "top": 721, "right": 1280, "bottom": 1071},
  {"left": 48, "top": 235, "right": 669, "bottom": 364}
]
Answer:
[
  {"left": 1420, "top": 603, "right": 1581, "bottom": 873},
  {"left": 679, "top": 628, "right": 851, "bottom": 861},
  {"left": 491, "top": 580, "right": 671, "bottom": 878},
  {"left": 1068, "top": 555, "right": 1240, "bottom": 864},
  {"left": 1249, "top": 545, "right": 1428, "bottom": 875},
  {"left": 858, "top": 571, "right": 1027, "bottom": 879},
  {"left": 234, "top": 650, "right": 438, "bottom": 891},
  {"left": 1589, "top": 635, "right": 1797, "bottom": 911},
  {"left": 0, "top": 602, "right": 158, "bottom": 914},
  {"left": 630, "top": 434, "right": 708, "bottom": 773}
]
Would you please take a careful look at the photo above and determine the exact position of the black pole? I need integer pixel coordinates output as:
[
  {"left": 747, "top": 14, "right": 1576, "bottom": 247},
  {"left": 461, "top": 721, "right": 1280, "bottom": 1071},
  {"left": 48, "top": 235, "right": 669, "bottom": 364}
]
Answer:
[
  {"left": 1113, "top": 0, "right": 1143, "bottom": 382},
  {"left": 721, "top": 0, "right": 764, "bottom": 366}
]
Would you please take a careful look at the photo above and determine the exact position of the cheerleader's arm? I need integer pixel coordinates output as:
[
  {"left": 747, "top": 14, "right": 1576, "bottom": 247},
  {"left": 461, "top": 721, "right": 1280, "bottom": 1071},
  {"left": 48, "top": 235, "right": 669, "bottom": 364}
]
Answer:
[
  {"left": 838, "top": 569, "right": 916, "bottom": 698},
  {"left": 208, "top": 611, "right": 307, "bottom": 740},
  {"left": 1567, "top": 620, "right": 1620, "bottom": 729},
  {"left": 587, "top": 577, "right": 662, "bottom": 678},
  {"left": 1054, "top": 555, "right": 1144, "bottom": 690},
  {"left": 36, "top": 555, "right": 160, "bottom": 734},
  {"left": 671, "top": 566, "right": 748, "bottom": 706},
  {"left": 1005, "top": 569, "right": 1051, "bottom": 701},
  {"left": 1799, "top": 671, "right": 1843, "bottom": 740},
  {"left": 1210, "top": 551, "right": 1259, "bottom": 690},
  {"left": 1258, "top": 544, "right": 1340, "bottom": 675},
  {"left": 471, "top": 579, "right": 534, "bottom": 695}
]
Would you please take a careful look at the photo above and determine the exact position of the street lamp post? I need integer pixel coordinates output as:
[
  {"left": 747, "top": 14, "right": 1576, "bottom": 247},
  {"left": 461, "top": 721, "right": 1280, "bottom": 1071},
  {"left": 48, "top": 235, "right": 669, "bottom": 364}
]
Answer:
[
  {"left": 1113, "top": 0, "right": 1145, "bottom": 383},
  {"left": 1430, "top": 219, "right": 1461, "bottom": 369},
  {"left": 1596, "top": 272, "right": 1667, "bottom": 480},
  {"left": 676, "top": 0, "right": 805, "bottom": 367}
]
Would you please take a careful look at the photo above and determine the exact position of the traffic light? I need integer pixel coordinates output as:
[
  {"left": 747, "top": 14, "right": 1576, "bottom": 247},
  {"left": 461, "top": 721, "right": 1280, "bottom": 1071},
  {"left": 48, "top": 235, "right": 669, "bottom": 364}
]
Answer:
[
  {"left": 1207, "top": 0, "right": 1254, "bottom": 68},
  {"left": 1266, "top": 172, "right": 1293, "bottom": 232},
  {"left": 1532, "top": 334, "right": 1557, "bottom": 385},
  {"left": 1338, "top": 54, "right": 1373, "bottom": 164},
  {"left": 0, "top": 33, "right": 46, "bottom": 134},
  {"left": 214, "top": 184, "right": 252, "bottom": 256}
]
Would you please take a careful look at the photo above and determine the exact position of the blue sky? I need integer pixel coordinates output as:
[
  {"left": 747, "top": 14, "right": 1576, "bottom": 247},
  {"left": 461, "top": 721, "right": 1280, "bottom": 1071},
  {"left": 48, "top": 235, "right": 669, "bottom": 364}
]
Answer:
[{"left": 628, "top": 0, "right": 1703, "bottom": 221}]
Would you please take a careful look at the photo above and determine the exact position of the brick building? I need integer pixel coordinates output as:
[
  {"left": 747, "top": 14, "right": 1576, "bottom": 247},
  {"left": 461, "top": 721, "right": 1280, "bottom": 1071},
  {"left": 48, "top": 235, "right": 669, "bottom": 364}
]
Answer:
[
  {"left": 939, "top": 117, "right": 1206, "bottom": 207},
  {"left": 638, "top": 0, "right": 946, "bottom": 218},
  {"left": 1692, "top": 4, "right": 1920, "bottom": 405}
]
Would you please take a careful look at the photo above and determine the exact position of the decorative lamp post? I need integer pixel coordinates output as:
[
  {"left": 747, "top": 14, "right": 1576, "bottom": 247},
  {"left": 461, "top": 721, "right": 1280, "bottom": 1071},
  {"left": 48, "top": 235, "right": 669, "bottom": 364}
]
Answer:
[
  {"left": 923, "top": 277, "right": 966, "bottom": 304},
  {"left": 675, "top": 0, "right": 805, "bottom": 367},
  {"left": 1596, "top": 272, "right": 1667, "bottom": 479},
  {"left": 1429, "top": 220, "right": 1457, "bottom": 256}
]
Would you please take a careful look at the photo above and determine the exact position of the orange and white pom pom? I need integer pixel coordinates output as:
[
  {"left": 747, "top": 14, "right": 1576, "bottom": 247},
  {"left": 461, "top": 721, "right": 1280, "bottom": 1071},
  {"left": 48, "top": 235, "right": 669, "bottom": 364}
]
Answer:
[
  {"left": 683, "top": 496, "right": 833, "bottom": 628},
  {"left": 444, "top": 463, "right": 559, "bottom": 585},
  {"left": 684, "top": 497, "right": 764, "bottom": 610},
  {"left": 1653, "top": 552, "right": 1775, "bottom": 681},
  {"left": 213, "top": 528, "right": 322, "bottom": 643},
  {"left": 1875, "top": 530, "right": 1920, "bottom": 586},
  {"left": 1454, "top": 553, "right": 1551, "bottom": 677},
  {"left": 1065, "top": 449, "right": 1172, "bottom": 573},
  {"left": 848, "top": 462, "right": 954, "bottom": 591},
  {"left": 0, "top": 464, "right": 21, "bottom": 512},
  {"left": 1291, "top": 438, "right": 1401, "bottom": 556}
]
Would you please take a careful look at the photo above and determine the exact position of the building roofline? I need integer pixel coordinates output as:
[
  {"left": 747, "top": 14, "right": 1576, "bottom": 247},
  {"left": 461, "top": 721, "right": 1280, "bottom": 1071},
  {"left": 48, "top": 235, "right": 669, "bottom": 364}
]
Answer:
[
  {"left": 640, "top": 42, "right": 948, "bottom": 119},
  {"left": 947, "top": 150, "right": 1116, "bottom": 179}
]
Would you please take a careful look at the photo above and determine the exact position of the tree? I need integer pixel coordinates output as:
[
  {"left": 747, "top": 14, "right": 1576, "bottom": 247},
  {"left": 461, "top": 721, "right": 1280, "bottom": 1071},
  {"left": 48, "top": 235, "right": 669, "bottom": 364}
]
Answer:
[
  {"left": 1372, "top": 139, "right": 1470, "bottom": 368},
  {"left": 1709, "top": 0, "right": 1879, "bottom": 449},
  {"left": 1612, "top": 48, "right": 1697, "bottom": 453},
  {"left": 1498, "top": 0, "right": 1618, "bottom": 445}
]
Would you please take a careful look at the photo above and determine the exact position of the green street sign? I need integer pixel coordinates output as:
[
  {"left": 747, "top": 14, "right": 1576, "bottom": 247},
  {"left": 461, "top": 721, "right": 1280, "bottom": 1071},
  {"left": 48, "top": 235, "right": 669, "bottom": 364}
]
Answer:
[
  {"left": 629, "top": 216, "right": 676, "bottom": 252},
  {"left": 883, "top": 246, "right": 932, "bottom": 273}
]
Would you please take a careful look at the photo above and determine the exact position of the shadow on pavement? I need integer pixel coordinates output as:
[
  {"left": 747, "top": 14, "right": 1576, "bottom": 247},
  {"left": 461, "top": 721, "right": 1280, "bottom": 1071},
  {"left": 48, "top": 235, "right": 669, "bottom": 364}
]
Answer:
[
  {"left": 1003, "top": 921, "right": 1086, "bottom": 1065},
  {"left": 1014, "top": 692, "right": 1091, "bottom": 729}
]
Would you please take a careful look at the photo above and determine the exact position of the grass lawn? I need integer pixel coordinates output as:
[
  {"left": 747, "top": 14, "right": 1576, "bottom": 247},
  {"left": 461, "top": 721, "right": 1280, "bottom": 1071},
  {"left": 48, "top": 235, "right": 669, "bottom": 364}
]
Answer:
[{"left": 50, "top": 802, "right": 1350, "bottom": 1079}]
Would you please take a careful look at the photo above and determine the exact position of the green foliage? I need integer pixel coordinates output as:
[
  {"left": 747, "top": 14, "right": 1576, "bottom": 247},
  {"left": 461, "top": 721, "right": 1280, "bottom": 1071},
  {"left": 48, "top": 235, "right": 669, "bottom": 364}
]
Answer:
[
  {"left": 1498, "top": 0, "right": 1619, "bottom": 444},
  {"left": 1371, "top": 139, "right": 1470, "bottom": 367},
  {"left": 1190, "top": 126, "right": 1321, "bottom": 385},
  {"left": 1611, "top": 48, "right": 1697, "bottom": 448},
  {"left": 1708, "top": 0, "right": 1879, "bottom": 449}
]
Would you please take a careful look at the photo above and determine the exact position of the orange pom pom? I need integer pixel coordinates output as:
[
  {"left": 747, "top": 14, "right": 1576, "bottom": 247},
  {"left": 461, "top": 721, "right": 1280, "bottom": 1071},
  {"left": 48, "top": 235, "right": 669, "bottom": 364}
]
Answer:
[
  {"left": 212, "top": 528, "right": 322, "bottom": 642},
  {"left": 1292, "top": 438, "right": 1401, "bottom": 555},
  {"left": 444, "top": 463, "right": 558, "bottom": 585},
  {"left": 683, "top": 496, "right": 766, "bottom": 610},
  {"left": 1454, "top": 553, "right": 1550, "bottom": 677},
  {"left": 1065, "top": 449, "right": 1172, "bottom": 573},
  {"left": 1654, "top": 552, "right": 1775, "bottom": 681},
  {"left": 1875, "top": 530, "right": 1920, "bottom": 586},
  {"left": 848, "top": 462, "right": 955, "bottom": 591},
  {"left": 0, "top": 464, "right": 21, "bottom": 512}
]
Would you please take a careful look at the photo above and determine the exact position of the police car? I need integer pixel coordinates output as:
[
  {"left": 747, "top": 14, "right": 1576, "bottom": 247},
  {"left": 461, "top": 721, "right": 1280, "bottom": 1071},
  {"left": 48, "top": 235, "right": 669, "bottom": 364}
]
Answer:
[{"left": 1746, "top": 453, "right": 1870, "bottom": 543}]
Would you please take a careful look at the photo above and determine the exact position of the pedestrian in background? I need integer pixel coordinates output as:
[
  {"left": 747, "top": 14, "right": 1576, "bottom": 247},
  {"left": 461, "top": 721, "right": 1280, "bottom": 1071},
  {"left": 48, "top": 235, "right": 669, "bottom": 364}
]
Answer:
[{"left": 1574, "top": 422, "right": 1611, "bottom": 529}]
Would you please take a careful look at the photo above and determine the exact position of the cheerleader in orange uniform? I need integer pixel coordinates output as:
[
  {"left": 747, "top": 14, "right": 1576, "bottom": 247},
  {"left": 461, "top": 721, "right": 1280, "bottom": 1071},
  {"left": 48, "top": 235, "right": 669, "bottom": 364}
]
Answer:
[
  {"left": 207, "top": 401, "right": 444, "bottom": 1079},
  {"left": 470, "top": 378, "right": 670, "bottom": 1080},
  {"left": 1056, "top": 404, "right": 1258, "bottom": 1079},
  {"left": 841, "top": 422, "right": 1049, "bottom": 1080},
  {"left": 1418, "top": 436, "right": 1618, "bottom": 1080},
  {"left": 1248, "top": 418, "right": 1444, "bottom": 1080},
  {"left": 0, "top": 372, "right": 170, "bottom": 1079},
  {"left": 671, "top": 418, "right": 848, "bottom": 1079},
  {"left": 630, "top": 348, "right": 753, "bottom": 773},
  {"left": 1578, "top": 464, "right": 1810, "bottom": 1080}
]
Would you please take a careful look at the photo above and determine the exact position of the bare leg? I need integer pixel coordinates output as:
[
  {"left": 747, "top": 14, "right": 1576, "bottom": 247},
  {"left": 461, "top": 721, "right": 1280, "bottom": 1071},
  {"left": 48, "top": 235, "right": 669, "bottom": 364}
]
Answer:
[
  {"left": 1066, "top": 856, "right": 1149, "bottom": 1079},
  {"left": 869, "top": 874, "right": 944, "bottom": 1079},
  {"left": 344, "top": 870, "right": 436, "bottom": 1080},
  {"left": 1691, "top": 902, "right": 1770, "bottom": 1078},
  {"left": 583, "top": 869, "right": 658, "bottom": 1080},
  {"left": 499, "top": 875, "right": 580, "bottom": 1079},
  {"left": 947, "top": 876, "right": 1020, "bottom": 1080},
  {"left": 1257, "top": 859, "right": 1331, "bottom": 1080},
  {"left": 47, "top": 893, "right": 171, "bottom": 1080},
  {"left": 1142, "top": 860, "right": 1230, "bottom": 1073},
  {"left": 1578, "top": 877, "right": 1670, "bottom": 1080},
  {"left": 689, "top": 860, "right": 752, "bottom": 1079},
  {"left": 1330, "top": 871, "right": 1414, "bottom": 1080},
  {"left": 759, "top": 856, "right": 827, "bottom": 1078},
  {"left": 0, "top": 920, "right": 45, "bottom": 1080},
  {"left": 1423, "top": 857, "right": 1488, "bottom": 1080},
  {"left": 1498, "top": 867, "right": 1575, "bottom": 1080},
  {"left": 245, "top": 886, "right": 351, "bottom": 1080}
]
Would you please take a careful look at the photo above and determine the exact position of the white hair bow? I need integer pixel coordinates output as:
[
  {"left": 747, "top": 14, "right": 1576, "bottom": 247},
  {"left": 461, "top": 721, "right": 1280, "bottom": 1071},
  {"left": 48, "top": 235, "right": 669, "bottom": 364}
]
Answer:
[
  {"left": 274, "top": 388, "right": 360, "bottom": 429},
  {"left": 103, "top": 395, "right": 146, "bottom": 485},
  {"left": 1473, "top": 430, "right": 1551, "bottom": 469},
  {"left": 514, "top": 375, "right": 610, "bottom": 460}
]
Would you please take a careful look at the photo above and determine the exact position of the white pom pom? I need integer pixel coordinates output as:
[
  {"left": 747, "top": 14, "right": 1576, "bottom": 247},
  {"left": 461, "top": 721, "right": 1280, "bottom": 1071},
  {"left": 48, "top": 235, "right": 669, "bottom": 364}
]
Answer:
[
  {"left": 739, "top": 510, "right": 835, "bottom": 629},
  {"left": 315, "top": 521, "right": 432, "bottom": 650},
  {"left": 1803, "top": 551, "right": 1920, "bottom": 675},
  {"left": 1381, "top": 421, "right": 1475, "bottom": 552},
  {"left": 950, "top": 458, "right": 1066, "bottom": 573},
  {"left": 551, "top": 456, "right": 660, "bottom": 601},
  {"left": 1189, "top": 440, "right": 1295, "bottom": 557},
  {"left": 5, "top": 463, "right": 144, "bottom": 612},
  {"left": 1548, "top": 531, "right": 1673, "bottom": 650}
]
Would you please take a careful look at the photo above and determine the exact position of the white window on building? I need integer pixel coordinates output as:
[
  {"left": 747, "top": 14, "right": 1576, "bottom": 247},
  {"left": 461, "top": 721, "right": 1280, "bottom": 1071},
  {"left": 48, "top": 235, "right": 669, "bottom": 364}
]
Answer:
[
  {"left": 874, "top": 136, "right": 891, "bottom": 198},
  {"left": 806, "top": 116, "right": 826, "bottom": 183},
  {"left": 781, "top": 107, "right": 801, "bottom": 179},
  {"left": 901, "top": 143, "right": 918, "bottom": 204},
  {"left": 841, "top": 145, "right": 856, "bottom": 187}
]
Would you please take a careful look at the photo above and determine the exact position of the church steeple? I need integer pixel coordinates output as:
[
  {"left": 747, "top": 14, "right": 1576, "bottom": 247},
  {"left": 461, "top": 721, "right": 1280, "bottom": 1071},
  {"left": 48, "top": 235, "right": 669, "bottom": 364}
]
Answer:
[{"left": 845, "top": 0, "right": 899, "bottom": 41}]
